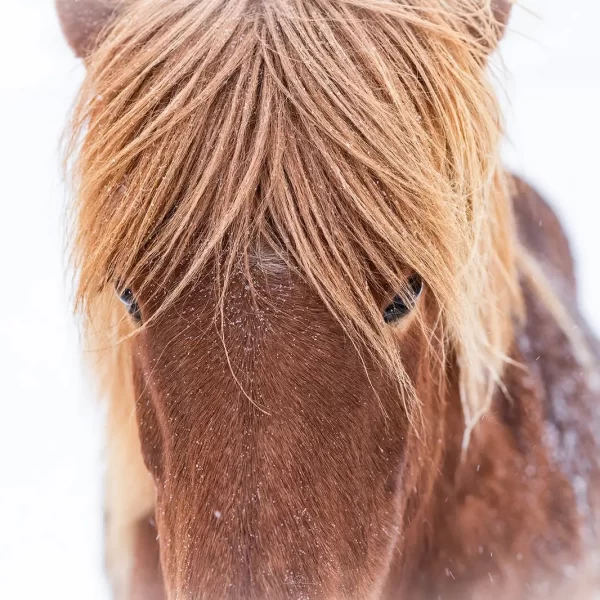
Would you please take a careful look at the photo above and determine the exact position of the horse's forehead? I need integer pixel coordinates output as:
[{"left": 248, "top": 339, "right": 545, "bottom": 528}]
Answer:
[{"left": 248, "top": 248, "right": 290, "bottom": 276}]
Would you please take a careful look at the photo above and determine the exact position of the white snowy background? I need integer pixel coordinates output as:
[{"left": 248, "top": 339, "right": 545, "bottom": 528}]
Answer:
[{"left": 0, "top": 1, "right": 598, "bottom": 599}]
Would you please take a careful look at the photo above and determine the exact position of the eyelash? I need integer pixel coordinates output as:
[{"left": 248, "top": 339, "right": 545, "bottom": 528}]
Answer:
[
  {"left": 117, "top": 288, "right": 142, "bottom": 323},
  {"left": 383, "top": 275, "right": 423, "bottom": 324}
]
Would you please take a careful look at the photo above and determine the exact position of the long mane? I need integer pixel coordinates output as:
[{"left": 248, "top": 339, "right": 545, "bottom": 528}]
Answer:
[{"left": 66, "top": 0, "right": 524, "bottom": 432}]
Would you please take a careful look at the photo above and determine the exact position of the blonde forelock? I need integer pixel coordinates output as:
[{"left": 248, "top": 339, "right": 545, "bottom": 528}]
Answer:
[{"left": 66, "top": 0, "right": 522, "bottom": 430}]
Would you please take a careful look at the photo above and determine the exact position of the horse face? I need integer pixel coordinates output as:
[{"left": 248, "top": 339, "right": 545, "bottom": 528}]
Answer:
[
  {"left": 56, "top": 0, "right": 515, "bottom": 597},
  {"left": 125, "top": 261, "right": 436, "bottom": 598}
]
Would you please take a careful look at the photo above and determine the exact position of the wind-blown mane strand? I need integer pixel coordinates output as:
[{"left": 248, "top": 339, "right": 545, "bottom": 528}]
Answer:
[{"left": 66, "top": 0, "right": 522, "bottom": 426}]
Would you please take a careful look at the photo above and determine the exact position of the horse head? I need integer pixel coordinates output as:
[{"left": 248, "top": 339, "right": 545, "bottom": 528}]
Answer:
[{"left": 57, "top": 2, "right": 539, "bottom": 598}]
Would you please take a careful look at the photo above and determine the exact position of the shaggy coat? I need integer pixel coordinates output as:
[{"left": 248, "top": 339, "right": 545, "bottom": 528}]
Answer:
[{"left": 56, "top": 0, "right": 599, "bottom": 598}]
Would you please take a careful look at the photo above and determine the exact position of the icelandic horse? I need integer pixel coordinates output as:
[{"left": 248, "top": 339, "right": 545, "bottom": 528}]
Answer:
[{"left": 56, "top": 0, "right": 600, "bottom": 598}]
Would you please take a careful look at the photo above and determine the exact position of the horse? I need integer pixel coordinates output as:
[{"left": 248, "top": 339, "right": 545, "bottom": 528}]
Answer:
[{"left": 56, "top": 0, "right": 600, "bottom": 598}]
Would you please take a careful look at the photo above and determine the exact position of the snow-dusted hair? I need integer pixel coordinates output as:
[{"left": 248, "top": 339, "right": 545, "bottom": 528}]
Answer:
[{"left": 67, "top": 0, "right": 524, "bottom": 433}]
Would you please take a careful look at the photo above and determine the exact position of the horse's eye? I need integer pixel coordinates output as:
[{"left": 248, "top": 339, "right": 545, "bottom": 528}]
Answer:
[
  {"left": 117, "top": 287, "right": 142, "bottom": 323},
  {"left": 383, "top": 275, "right": 423, "bottom": 324}
]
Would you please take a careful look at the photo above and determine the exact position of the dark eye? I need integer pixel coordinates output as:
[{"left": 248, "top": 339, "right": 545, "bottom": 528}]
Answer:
[
  {"left": 117, "top": 287, "right": 142, "bottom": 323},
  {"left": 383, "top": 275, "right": 423, "bottom": 324}
]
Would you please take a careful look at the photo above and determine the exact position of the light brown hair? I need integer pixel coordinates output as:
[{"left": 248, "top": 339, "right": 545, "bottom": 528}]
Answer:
[
  {"left": 60, "top": 2, "right": 600, "bottom": 598},
  {"left": 66, "top": 0, "right": 522, "bottom": 436}
]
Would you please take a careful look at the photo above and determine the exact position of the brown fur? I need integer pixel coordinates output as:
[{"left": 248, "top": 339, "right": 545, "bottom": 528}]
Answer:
[
  {"left": 56, "top": 1, "right": 600, "bottom": 598},
  {"left": 120, "top": 179, "right": 600, "bottom": 600}
]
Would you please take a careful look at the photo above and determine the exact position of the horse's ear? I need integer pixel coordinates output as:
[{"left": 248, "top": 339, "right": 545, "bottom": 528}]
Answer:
[
  {"left": 55, "top": 0, "right": 118, "bottom": 58},
  {"left": 491, "top": 0, "right": 514, "bottom": 46}
]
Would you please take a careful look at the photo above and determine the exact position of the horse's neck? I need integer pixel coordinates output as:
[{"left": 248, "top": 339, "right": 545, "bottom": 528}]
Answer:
[
  {"left": 390, "top": 177, "right": 600, "bottom": 598},
  {"left": 405, "top": 280, "right": 600, "bottom": 599}
]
